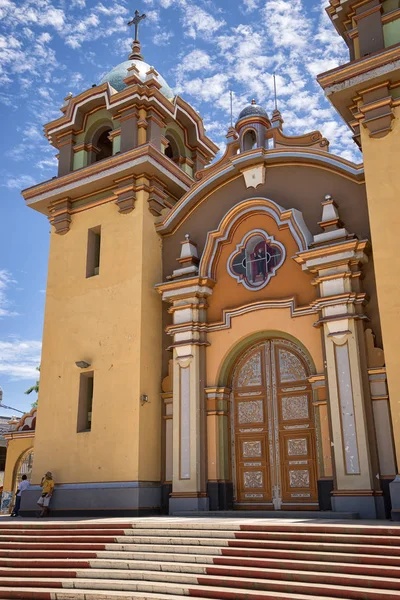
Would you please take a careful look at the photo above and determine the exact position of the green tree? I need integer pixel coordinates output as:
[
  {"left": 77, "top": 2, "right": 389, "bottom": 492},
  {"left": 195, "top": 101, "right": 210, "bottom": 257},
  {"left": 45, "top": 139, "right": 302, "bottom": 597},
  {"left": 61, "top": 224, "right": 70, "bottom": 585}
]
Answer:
[{"left": 25, "top": 366, "right": 40, "bottom": 408}]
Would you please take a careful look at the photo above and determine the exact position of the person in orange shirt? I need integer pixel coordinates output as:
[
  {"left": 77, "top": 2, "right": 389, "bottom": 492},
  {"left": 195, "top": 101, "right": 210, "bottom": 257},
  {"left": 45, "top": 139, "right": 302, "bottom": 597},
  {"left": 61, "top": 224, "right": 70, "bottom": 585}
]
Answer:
[{"left": 37, "top": 471, "right": 54, "bottom": 518}]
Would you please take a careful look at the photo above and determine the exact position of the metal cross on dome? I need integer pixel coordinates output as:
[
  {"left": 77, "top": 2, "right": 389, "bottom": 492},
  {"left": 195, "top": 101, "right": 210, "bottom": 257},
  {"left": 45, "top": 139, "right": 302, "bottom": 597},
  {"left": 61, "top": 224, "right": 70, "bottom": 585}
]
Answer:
[{"left": 127, "top": 10, "right": 147, "bottom": 42}]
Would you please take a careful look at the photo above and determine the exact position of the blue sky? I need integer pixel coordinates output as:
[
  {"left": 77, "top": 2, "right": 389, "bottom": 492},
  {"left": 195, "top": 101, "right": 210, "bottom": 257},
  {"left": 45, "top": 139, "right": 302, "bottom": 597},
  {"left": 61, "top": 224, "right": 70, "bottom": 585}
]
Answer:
[{"left": 0, "top": 0, "right": 360, "bottom": 416}]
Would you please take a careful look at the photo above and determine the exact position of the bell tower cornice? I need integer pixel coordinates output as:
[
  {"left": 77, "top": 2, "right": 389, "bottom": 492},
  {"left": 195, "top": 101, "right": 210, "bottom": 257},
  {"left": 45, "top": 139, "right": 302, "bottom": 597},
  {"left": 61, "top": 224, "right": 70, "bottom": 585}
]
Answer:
[{"left": 318, "top": 0, "right": 400, "bottom": 143}]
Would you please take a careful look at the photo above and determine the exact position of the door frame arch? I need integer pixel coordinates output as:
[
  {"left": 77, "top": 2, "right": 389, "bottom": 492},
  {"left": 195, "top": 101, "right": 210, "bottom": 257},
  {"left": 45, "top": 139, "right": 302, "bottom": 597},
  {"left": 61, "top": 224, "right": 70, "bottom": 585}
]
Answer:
[{"left": 217, "top": 330, "right": 317, "bottom": 389}]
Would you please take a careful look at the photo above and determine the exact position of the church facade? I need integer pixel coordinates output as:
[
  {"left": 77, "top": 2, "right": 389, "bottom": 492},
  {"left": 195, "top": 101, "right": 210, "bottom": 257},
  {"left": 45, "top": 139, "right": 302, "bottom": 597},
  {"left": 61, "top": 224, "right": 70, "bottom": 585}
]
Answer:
[{"left": 18, "top": 2, "right": 400, "bottom": 519}]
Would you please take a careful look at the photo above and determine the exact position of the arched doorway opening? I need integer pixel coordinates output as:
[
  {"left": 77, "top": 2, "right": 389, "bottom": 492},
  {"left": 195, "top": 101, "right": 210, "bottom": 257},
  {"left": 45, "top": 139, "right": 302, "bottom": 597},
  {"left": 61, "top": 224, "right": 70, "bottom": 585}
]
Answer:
[
  {"left": 13, "top": 449, "right": 34, "bottom": 496},
  {"left": 231, "top": 338, "right": 318, "bottom": 510}
]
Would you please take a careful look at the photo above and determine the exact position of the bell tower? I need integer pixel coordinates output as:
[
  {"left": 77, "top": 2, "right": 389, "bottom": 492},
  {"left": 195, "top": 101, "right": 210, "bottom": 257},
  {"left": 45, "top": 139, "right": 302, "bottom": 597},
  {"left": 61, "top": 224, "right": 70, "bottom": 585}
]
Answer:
[
  {"left": 20, "top": 10, "right": 217, "bottom": 515},
  {"left": 318, "top": 0, "right": 400, "bottom": 519}
]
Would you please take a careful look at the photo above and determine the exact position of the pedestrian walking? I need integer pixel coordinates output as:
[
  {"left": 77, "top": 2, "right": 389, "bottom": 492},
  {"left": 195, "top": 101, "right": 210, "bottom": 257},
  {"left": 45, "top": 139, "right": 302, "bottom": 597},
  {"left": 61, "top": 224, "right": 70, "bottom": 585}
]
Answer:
[{"left": 11, "top": 475, "right": 29, "bottom": 517}]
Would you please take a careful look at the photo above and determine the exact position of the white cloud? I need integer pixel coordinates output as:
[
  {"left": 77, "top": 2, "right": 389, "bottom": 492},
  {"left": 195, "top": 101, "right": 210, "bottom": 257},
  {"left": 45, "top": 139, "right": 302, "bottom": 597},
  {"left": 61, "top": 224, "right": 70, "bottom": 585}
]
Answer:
[
  {"left": 182, "top": 4, "right": 225, "bottom": 39},
  {"left": 0, "top": 339, "right": 42, "bottom": 380},
  {"left": 243, "top": 0, "right": 261, "bottom": 12},
  {"left": 153, "top": 30, "right": 174, "bottom": 45},
  {"left": 36, "top": 157, "right": 57, "bottom": 171},
  {"left": 263, "top": 0, "right": 311, "bottom": 51},
  {"left": 1, "top": 174, "right": 36, "bottom": 189},
  {"left": 178, "top": 73, "right": 230, "bottom": 102},
  {"left": 0, "top": 271, "right": 18, "bottom": 318},
  {"left": 177, "top": 49, "right": 213, "bottom": 75}
]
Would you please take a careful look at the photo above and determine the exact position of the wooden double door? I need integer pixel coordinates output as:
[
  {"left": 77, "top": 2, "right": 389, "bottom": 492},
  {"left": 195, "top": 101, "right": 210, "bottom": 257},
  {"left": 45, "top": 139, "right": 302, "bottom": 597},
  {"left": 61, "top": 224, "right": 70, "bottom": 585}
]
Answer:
[{"left": 232, "top": 339, "right": 318, "bottom": 510}]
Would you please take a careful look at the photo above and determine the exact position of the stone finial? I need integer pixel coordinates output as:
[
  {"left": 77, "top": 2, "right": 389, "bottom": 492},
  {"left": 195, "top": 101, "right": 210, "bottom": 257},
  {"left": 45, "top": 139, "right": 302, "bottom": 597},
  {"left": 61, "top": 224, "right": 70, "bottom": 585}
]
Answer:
[
  {"left": 226, "top": 126, "right": 238, "bottom": 142},
  {"left": 62, "top": 92, "right": 73, "bottom": 111},
  {"left": 319, "top": 194, "right": 342, "bottom": 231},
  {"left": 312, "top": 194, "right": 351, "bottom": 246},
  {"left": 271, "top": 108, "right": 284, "bottom": 129},
  {"left": 171, "top": 234, "right": 199, "bottom": 279}
]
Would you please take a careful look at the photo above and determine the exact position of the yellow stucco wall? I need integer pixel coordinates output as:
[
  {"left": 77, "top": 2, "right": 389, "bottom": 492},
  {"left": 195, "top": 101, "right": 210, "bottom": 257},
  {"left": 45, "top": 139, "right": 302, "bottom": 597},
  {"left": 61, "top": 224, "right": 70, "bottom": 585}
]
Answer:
[
  {"left": 32, "top": 191, "right": 162, "bottom": 485},
  {"left": 361, "top": 109, "right": 400, "bottom": 470},
  {"left": 3, "top": 438, "right": 34, "bottom": 493}
]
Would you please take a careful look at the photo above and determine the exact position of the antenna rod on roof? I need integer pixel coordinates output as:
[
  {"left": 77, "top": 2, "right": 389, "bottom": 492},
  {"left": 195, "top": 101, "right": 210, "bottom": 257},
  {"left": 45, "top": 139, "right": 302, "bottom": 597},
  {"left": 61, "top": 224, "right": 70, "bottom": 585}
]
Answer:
[
  {"left": 273, "top": 73, "right": 278, "bottom": 111},
  {"left": 0, "top": 387, "right": 25, "bottom": 414},
  {"left": 230, "top": 90, "right": 233, "bottom": 128}
]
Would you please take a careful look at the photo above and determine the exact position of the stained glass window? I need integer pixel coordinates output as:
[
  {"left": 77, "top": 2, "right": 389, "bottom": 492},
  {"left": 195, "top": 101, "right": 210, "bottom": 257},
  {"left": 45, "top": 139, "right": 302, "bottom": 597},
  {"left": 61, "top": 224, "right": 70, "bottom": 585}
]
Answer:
[{"left": 228, "top": 231, "right": 285, "bottom": 290}]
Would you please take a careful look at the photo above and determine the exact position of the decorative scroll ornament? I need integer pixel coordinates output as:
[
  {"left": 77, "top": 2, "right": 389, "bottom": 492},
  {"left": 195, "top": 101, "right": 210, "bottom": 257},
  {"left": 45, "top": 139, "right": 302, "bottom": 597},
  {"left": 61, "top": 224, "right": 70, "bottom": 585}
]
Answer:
[{"left": 228, "top": 230, "right": 285, "bottom": 290}]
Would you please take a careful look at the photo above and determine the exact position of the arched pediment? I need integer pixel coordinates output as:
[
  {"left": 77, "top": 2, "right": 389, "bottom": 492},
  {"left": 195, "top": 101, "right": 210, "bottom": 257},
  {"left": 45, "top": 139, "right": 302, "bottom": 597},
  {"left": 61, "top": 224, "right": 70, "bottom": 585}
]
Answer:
[
  {"left": 156, "top": 149, "right": 364, "bottom": 236},
  {"left": 199, "top": 197, "right": 312, "bottom": 281}
]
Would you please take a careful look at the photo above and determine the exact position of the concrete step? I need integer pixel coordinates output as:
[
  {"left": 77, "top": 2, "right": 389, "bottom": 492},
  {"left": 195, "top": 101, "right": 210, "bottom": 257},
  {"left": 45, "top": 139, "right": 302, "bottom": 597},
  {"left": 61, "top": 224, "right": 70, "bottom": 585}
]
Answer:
[
  {"left": 172, "top": 510, "right": 360, "bottom": 519},
  {"left": 3, "top": 528, "right": 400, "bottom": 544},
  {"left": 3, "top": 555, "right": 400, "bottom": 578},
  {"left": 2, "top": 536, "right": 400, "bottom": 555},
  {"left": 3, "top": 546, "right": 400, "bottom": 566},
  {"left": 6, "top": 520, "right": 400, "bottom": 535},
  {"left": 2, "top": 519, "right": 400, "bottom": 600},
  {"left": 2, "top": 546, "right": 400, "bottom": 567},
  {"left": 0, "top": 585, "right": 354, "bottom": 600},
  {"left": 2, "top": 563, "right": 400, "bottom": 590},
  {"left": 3, "top": 522, "right": 400, "bottom": 535},
  {"left": 1, "top": 574, "right": 400, "bottom": 599}
]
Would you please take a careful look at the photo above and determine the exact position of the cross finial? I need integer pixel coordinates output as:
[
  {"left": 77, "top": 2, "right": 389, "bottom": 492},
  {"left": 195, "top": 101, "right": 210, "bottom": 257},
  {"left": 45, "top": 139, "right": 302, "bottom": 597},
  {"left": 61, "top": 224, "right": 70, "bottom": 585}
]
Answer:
[{"left": 127, "top": 9, "right": 146, "bottom": 42}]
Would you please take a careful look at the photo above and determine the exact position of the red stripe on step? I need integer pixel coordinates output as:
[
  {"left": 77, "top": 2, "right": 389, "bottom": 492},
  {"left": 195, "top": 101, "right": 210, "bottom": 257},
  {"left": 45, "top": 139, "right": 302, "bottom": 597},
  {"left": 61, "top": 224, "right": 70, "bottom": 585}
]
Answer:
[
  {"left": 228, "top": 539, "right": 400, "bottom": 555},
  {"left": 204, "top": 565, "right": 400, "bottom": 590},
  {"left": 234, "top": 531, "right": 400, "bottom": 545},
  {"left": 1, "top": 580, "right": 63, "bottom": 588},
  {"left": 188, "top": 587, "right": 274, "bottom": 599},
  {"left": 197, "top": 576, "right": 400, "bottom": 600},
  {"left": 0, "top": 569, "right": 77, "bottom": 578},
  {"left": 240, "top": 524, "right": 400, "bottom": 536},
  {"left": 0, "top": 529, "right": 127, "bottom": 536},
  {"left": 0, "top": 544, "right": 106, "bottom": 550},
  {"left": 0, "top": 592, "right": 52, "bottom": 600},
  {"left": 0, "top": 560, "right": 91, "bottom": 568},
  {"left": 0, "top": 523, "right": 134, "bottom": 530},
  {"left": 1, "top": 537, "right": 116, "bottom": 543},
  {"left": 220, "top": 547, "right": 400, "bottom": 565},
  {"left": 0, "top": 551, "right": 97, "bottom": 558},
  {"left": 213, "top": 555, "right": 400, "bottom": 578}
]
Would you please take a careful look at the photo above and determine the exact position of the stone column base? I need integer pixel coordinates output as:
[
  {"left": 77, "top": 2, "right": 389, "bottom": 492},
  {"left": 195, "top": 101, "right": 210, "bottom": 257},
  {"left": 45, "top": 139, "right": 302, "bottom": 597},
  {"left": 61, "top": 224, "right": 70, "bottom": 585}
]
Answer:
[
  {"left": 169, "top": 494, "right": 209, "bottom": 514},
  {"left": 332, "top": 492, "right": 385, "bottom": 519},
  {"left": 389, "top": 475, "right": 400, "bottom": 520}
]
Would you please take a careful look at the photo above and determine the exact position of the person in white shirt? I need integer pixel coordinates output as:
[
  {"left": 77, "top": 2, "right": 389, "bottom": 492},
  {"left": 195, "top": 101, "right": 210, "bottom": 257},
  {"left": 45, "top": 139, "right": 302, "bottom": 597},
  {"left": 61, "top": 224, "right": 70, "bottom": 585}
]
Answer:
[{"left": 11, "top": 475, "right": 30, "bottom": 517}]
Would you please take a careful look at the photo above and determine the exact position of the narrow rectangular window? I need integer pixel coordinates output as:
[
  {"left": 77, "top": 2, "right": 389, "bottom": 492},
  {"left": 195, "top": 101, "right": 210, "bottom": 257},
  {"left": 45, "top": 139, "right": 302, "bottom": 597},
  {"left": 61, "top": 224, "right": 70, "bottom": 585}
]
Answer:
[
  {"left": 86, "top": 226, "right": 101, "bottom": 278},
  {"left": 77, "top": 372, "right": 94, "bottom": 432}
]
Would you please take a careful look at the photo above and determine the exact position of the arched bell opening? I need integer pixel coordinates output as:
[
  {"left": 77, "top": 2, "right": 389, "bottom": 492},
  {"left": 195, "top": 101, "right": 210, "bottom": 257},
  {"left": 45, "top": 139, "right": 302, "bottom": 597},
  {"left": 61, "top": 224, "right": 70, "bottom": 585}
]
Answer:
[
  {"left": 94, "top": 129, "right": 113, "bottom": 162},
  {"left": 242, "top": 129, "right": 258, "bottom": 152},
  {"left": 164, "top": 134, "right": 180, "bottom": 162}
]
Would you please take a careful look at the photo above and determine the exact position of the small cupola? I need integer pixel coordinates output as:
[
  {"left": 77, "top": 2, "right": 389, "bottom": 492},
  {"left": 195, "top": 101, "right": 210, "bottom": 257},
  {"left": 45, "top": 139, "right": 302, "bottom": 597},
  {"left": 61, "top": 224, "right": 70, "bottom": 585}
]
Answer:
[{"left": 236, "top": 99, "right": 271, "bottom": 153}]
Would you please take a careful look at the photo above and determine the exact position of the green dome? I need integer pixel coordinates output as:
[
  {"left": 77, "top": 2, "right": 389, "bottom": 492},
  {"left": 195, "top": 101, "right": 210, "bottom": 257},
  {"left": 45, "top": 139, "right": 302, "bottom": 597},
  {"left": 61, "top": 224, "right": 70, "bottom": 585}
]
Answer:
[{"left": 99, "top": 59, "right": 174, "bottom": 99}]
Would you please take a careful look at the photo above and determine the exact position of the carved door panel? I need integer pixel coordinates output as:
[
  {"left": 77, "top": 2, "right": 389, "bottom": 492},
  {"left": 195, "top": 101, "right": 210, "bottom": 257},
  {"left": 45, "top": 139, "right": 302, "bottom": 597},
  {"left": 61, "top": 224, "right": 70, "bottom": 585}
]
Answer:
[
  {"left": 232, "top": 339, "right": 318, "bottom": 510},
  {"left": 233, "top": 346, "right": 272, "bottom": 506},
  {"left": 273, "top": 341, "right": 318, "bottom": 508}
]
